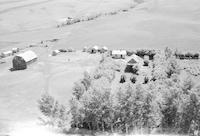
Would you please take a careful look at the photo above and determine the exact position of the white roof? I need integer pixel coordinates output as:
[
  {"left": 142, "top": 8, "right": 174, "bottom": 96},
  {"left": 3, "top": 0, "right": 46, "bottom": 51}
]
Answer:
[
  {"left": 53, "top": 50, "right": 60, "bottom": 53},
  {"left": 112, "top": 50, "right": 127, "bottom": 55},
  {"left": 2, "top": 50, "right": 12, "bottom": 54},
  {"left": 12, "top": 48, "right": 18, "bottom": 50},
  {"left": 92, "top": 46, "right": 99, "bottom": 50},
  {"left": 16, "top": 50, "right": 37, "bottom": 62},
  {"left": 102, "top": 46, "right": 108, "bottom": 50},
  {"left": 127, "top": 54, "right": 144, "bottom": 64}
]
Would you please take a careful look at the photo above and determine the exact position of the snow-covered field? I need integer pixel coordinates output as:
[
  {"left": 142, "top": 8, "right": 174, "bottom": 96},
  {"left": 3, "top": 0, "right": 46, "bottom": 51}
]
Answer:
[{"left": 0, "top": 0, "right": 200, "bottom": 135}]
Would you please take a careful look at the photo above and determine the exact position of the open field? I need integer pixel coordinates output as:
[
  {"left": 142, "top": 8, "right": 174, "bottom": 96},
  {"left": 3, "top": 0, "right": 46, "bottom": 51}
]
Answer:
[{"left": 0, "top": 48, "right": 101, "bottom": 134}]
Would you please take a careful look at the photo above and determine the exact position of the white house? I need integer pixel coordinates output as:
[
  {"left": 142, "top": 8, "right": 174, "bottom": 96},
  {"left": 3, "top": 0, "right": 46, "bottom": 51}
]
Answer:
[{"left": 111, "top": 50, "right": 127, "bottom": 59}]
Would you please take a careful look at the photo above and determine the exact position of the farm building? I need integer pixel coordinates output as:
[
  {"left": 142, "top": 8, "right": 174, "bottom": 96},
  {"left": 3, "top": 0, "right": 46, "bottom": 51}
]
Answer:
[
  {"left": 125, "top": 54, "right": 144, "bottom": 73},
  {"left": 12, "top": 48, "right": 19, "bottom": 54},
  {"left": 12, "top": 50, "right": 37, "bottom": 70},
  {"left": 83, "top": 46, "right": 88, "bottom": 52},
  {"left": 52, "top": 50, "right": 60, "bottom": 56},
  {"left": 100, "top": 46, "right": 108, "bottom": 53},
  {"left": 1, "top": 51, "right": 13, "bottom": 58},
  {"left": 89, "top": 46, "right": 99, "bottom": 53},
  {"left": 111, "top": 50, "right": 127, "bottom": 59}
]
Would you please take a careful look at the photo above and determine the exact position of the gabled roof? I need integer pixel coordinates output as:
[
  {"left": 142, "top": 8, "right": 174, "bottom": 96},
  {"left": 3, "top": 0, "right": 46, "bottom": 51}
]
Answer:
[
  {"left": 127, "top": 59, "right": 137, "bottom": 64},
  {"left": 126, "top": 54, "right": 144, "bottom": 65},
  {"left": 16, "top": 50, "right": 37, "bottom": 62}
]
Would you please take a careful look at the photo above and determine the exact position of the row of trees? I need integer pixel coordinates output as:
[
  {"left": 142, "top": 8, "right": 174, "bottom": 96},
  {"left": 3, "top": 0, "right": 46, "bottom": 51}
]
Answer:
[{"left": 175, "top": 52, "right": 199, "bottom": 60}]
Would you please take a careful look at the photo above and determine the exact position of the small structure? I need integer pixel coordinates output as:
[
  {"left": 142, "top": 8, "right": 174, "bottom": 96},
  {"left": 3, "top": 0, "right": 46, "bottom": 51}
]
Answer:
[
  {"left": 52, "top": 50, "right": 60, "bottom": 56},
  {"left": 100, "top": 46, "right": 108, "bottom": 53},
  {"left": 83, "top": 46, "right": 88, "bottom": 52},
  {"left": 1, "top": 51, "right": 13, "bottom": 58},
  {"left": 12, "top": 50, "right": 37, "bottom": 70},
  {"left": 111, "top": 50, "right": 127, "bottom": 59},
  {"left": 89, "top": 46, "right": 99, "bottom": 54},
  {"left": 12, "top": 48, "right": 19, "bottom": 54}
]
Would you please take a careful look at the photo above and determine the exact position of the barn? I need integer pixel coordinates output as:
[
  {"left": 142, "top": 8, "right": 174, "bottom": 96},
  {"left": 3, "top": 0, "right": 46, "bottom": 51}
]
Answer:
[
  {"left": 111, "top": 50, "right": 127, "bottom": 59},
  {"left": 12, "top": 50, "right": 37, "bottom": 70}
]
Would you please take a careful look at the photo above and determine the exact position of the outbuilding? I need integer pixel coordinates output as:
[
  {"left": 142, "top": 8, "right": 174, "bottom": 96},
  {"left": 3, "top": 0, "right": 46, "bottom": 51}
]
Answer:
[
  {"left": 12, "top": 50, "right": 37, "bottom": 70},
  {"left": 111, "top": 50, "right": 127, "bottom": 59},
  {"left": 100, "top": 46, "right": 108, "bottom": 53},
  {"left": 52, "top": 50, "right": 60, "bottom": 56},
  {"left": 12, "top": 48, "right": 19, "bottom": 54},
  {"left": 89, "top": 46, "right": 99, "bottom": 54},
  {"left": 1, "top": 51, "right": 13, "bottom": 58}
]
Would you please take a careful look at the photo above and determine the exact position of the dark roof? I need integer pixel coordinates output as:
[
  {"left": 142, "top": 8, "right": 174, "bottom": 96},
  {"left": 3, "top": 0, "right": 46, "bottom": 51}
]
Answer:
[{"left": 127, "top": 58, "right": 137, "bottom": 65}]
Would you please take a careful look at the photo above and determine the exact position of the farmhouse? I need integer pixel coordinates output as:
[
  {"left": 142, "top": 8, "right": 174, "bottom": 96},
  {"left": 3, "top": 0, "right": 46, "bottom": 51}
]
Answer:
[
  {"left": 1, "top": 51, "right": 13, "bottom": 58},
  {"left": 125, "top": 54, "right": 144, "bottom": 73},
  {"left": 111, "top": 50, "right": 127, "bottom": 59},
  {"left": 12, "top": 50, "right": 37, "bottom": 70}
]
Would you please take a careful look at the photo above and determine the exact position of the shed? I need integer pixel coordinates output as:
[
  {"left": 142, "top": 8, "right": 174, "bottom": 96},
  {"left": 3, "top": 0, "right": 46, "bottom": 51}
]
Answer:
[
  {"left": 12, "top": 48, "right": 19, "bottom": 54},
  {"left": 52, "top": 50, "right": 60, "bottom": 56},
  {"left": 125, "top": 54, "right": 144, "bottom": 73},
  {"left": 111, "top": 50, "right": 127, "bottom": 59},
  {"left": 100, "top": 46, "right": 108, "bottom": 53},
  {"left": 12, "top": 50, "right": 37, "bottom": 70},
  {"left": 1, "top": 51, "right": 13, "bottom": 58},
  {"left": 90, "top": 46, "right": 99, "bottom": 53}
]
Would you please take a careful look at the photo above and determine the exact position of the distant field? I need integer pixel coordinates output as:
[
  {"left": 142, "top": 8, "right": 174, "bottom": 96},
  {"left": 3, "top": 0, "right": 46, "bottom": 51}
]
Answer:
[{"left": 0, "top": 0, "right": 200, "bottom": 51}]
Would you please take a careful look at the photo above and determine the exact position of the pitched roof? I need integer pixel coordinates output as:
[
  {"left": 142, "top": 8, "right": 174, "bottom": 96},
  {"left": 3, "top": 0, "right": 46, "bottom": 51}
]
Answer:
[
  {"left": 127, "top": 58, "right": 137, "bottom": 64},
  {"left": 102, "top": 46, "right": 108, "bottom": 50},
  {"left": 16, "top": 50, "right": 37, "bottom": 62},
  {"left": 126, "top": 54, "right": 144, "bottom": 65}
]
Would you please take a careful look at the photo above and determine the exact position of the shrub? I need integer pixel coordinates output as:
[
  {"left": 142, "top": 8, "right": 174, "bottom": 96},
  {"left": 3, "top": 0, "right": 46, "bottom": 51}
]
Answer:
[
  {"left": 38, "top": 93, "right": 68, "bottom": 129},
  {"left": 120, "top": 74, "right": 126, "bottom": 83},
  {"left": 143, "top": 76, "right": 149, "bottom": 84},
  {"left": 130, "top": 75, "right": 136, "bottom": 84}
]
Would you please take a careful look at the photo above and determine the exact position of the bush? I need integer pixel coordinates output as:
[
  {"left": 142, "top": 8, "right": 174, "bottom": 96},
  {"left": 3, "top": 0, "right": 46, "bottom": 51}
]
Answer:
[
  {"left": 38, "top": 93, "right": 68, "bottom": 129},
  {"left": 120, "top": 74, "right": 126, "bottom": 83},
  {"left": 130, "top": 75, "right": 136, "bottom": 84},
  {"left": 143, "top": 77, "right": 149, "bottom": 84}
]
